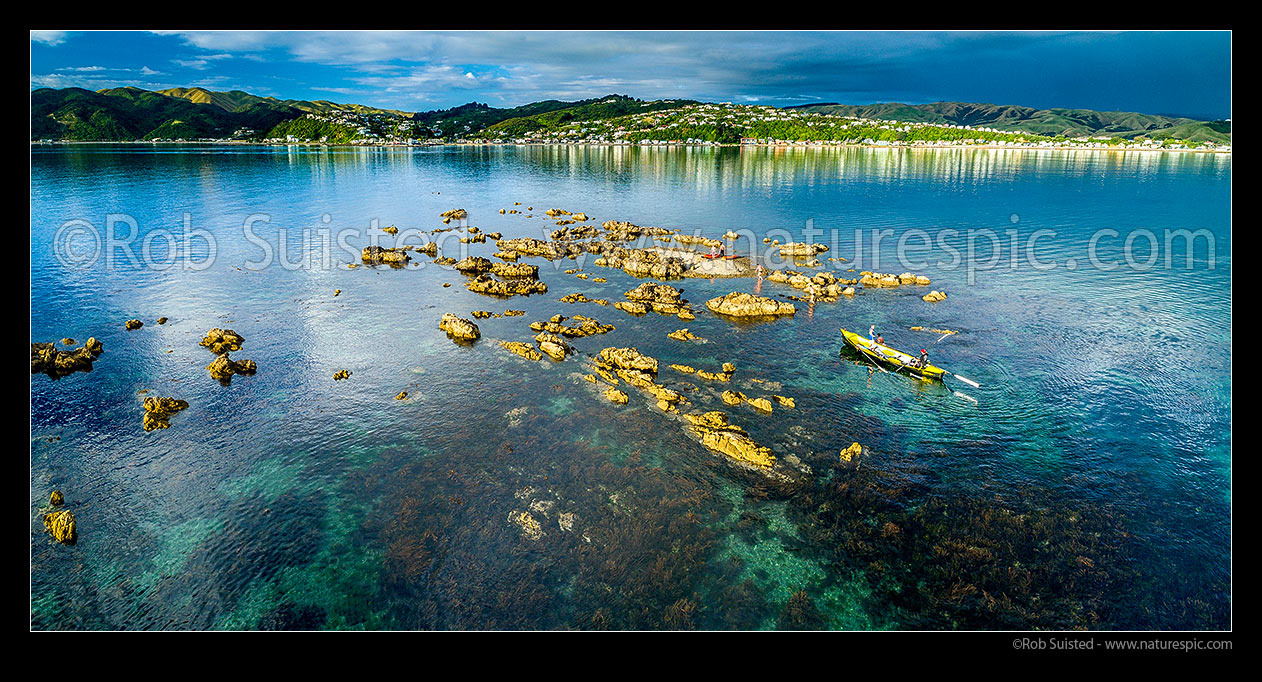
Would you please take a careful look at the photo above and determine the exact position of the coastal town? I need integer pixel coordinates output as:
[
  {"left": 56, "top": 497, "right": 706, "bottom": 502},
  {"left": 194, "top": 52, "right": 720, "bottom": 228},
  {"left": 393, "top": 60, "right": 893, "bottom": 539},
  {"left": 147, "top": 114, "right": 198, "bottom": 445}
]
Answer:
[{"left": 40, "top": 98, "right": 1228, "bottom": 153}]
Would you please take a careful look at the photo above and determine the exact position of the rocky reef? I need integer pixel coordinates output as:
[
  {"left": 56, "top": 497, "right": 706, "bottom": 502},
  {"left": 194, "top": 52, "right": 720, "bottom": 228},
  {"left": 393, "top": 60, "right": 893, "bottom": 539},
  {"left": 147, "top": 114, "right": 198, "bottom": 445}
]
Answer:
[{"left": 31, "top": 338, "right": 103, "bottom": 378}]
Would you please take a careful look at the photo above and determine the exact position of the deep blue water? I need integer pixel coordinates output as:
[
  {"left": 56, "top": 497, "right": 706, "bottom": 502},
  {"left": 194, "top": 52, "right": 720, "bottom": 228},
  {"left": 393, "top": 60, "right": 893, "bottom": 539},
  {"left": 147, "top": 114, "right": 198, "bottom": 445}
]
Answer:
[{"left": 31, "top": 144, "right": 1231, "bottom": 630}]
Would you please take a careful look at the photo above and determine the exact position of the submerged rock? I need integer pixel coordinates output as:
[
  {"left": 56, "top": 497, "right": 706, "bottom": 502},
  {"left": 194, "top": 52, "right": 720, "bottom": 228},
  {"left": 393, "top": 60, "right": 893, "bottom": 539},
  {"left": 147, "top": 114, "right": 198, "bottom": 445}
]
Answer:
[
  {"left": 705, "top": 292, "right": 796, "bottom": 318},
  {"left": 509, "top": 510, "right": 544, "bottom": 540}
]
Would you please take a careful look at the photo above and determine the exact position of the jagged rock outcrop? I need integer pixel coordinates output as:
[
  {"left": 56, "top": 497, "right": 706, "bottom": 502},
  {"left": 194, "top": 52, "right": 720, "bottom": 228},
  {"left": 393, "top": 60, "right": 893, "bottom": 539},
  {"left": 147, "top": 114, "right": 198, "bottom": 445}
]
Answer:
[
  {"left": 683, "top": 411, "right": 775, "bottom": 468},
  {"left": 598, "top": 347, "right": 658, "bottom": 375},
  {"left": 466, "top": 274, "right": 548, "bottom": 297},
  {"left": 362, "top": 245, "right": 411, "bottom": 265},
  {"left": 529, "top": 314, "right": 614, "bottom": 338},
  {"left": 31, "top": 338, "right": 103, "bottom": 378},
  {"left": 206, "top": 354, "right": 257, "bottom": 384},
  {"left": 200, "top": 328, "right": 244, "bottom": 355},
  {"left": 534, "top": 332, "right": 574, "bottom": 361},
  {"left": 43, "top": 509, "right": 77, "bottom": 544},
  {"left": 142, "top": 396, "right": 189, "bottom": 431},
  {"left": 439, "top": 313, "right": 481, "bottom": 342},
  {"left": 501, "top": 341, "right": 542, "bottom": 361}
]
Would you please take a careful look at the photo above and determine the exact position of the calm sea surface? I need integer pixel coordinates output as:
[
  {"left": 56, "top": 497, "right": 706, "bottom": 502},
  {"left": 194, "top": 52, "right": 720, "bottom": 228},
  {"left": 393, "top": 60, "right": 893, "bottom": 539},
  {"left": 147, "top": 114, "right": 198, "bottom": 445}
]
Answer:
[{"left": 30, "top": 144, "right": 1231, "bottom": 630}]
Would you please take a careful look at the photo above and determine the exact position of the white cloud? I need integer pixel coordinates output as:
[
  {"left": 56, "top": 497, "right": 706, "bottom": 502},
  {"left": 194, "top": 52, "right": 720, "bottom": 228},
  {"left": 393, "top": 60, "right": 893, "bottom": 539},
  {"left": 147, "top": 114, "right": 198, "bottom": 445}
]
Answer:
[{"left": 30, "top": 30, "right": 68, "bottom": 46}]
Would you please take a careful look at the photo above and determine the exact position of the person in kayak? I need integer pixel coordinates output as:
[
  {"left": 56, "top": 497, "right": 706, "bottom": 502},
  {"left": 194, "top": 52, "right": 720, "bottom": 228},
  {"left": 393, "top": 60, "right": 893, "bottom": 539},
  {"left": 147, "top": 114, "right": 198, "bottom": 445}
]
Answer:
[{"left": 914, "top": 349, "right": 929, "bottom": 368}]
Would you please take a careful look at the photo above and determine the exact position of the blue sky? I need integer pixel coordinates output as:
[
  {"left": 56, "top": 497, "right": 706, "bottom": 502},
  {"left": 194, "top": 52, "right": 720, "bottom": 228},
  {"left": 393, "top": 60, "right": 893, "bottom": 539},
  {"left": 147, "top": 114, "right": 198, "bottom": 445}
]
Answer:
[{"left": 30, "top": 30, "right": 1231, "bottom": 119}]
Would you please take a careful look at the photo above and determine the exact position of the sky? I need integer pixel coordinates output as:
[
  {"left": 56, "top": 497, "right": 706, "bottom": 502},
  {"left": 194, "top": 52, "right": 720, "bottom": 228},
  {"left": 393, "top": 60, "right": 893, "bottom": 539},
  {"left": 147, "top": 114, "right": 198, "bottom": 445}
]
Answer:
[{"left": 30, "top": 30, "right": 1232, "bottom": 119}]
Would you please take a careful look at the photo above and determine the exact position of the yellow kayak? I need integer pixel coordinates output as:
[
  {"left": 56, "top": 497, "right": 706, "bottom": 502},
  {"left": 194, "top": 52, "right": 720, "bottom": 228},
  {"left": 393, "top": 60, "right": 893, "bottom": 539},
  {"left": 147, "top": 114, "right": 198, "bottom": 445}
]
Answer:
[{"left": 840, "top": 328, "right": 947, "bottom": 381}]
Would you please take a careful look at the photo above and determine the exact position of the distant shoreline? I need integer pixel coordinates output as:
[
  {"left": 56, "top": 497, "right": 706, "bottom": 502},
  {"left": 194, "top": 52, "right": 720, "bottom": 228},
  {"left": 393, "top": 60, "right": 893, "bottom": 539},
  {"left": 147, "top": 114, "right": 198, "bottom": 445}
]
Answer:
[{"left": 31, "top": 140, "right": 1232, "bottom": 154}]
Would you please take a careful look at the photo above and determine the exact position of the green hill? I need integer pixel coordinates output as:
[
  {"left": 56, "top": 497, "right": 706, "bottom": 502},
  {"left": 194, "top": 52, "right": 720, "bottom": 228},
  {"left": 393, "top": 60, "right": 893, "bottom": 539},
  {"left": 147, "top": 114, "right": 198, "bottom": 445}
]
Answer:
[
  {"left": 786, "top": 101, "right": 1230, "bottom": 143},
  {"left": 158, "top": 87, "right": 410, "bottom": 117},
  {"left": 32, "top": 87, "right": 300, "bottom": 140}
]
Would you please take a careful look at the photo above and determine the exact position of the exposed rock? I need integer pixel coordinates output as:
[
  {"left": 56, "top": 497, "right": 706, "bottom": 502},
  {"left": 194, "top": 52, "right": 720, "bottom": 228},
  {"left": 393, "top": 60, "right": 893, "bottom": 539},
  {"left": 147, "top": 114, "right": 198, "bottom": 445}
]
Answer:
[
  {"left": 333, "top": 370, "right": 351, "bottom": 381},
  {"left": 598, "top": 347, "right": 658, "bottom": 375},
  {"left": 157, "top": 317, "right": 168, "bottom": 324},
  {"left": 923, "top": 290, "right": 948, "bottom": 303},
  {"left": 454, "top": 256, "right": 493, "bottom": 274},
  {"left": 125, "top": 319, "right": 143, "bottom": 330},
  {"left": 615, "top": 301, "right": 648, "bottom": 315},
  {"left": 706, "top": 292, "right": 796, "bottom": 318},
  {"left": 501, "top": 341, "right": 543, "bottom": 361},
  {"left": 773, "top": 395, "right": 796, "bottom": 408},
  {"left": 361, "top": 245, "right": 411, "bottom": 265},
  {"left": 604, "top": 387, "right": 629, "bottom": 404},
  {"left": 440, "top": 208, "right": 467, "bottom": 223},
  {"left": 43, "top": 509, "right": 77, "bottom": 544},
  {"left": 466, "top": 274, "right": 547, "bottom": 297},
  {"left": 50, "top": 491, "right": 64, "bottom": 506},
  {"left": 721, "top": 390, "right": 745, "bottom": 406},
  {"left": 383, "top": 225, "right": 399, "bottom": 235},
  {"left": 206, "top": 354, "right": 257, "bottom": 384},
  {"left": 142, "top": 396, "right": 189, "bottom": 431},
  {"left": 31, "top": 338, "right": 103, "bottom": 378},
  {"left": 200, "top": 328, "right": 244, "bottom": 355},
  {"left": 669, "top": 364, "right": 696, "bottom": 374},
  {"left": 667, "top": 328, "right": 701, "bottom": 342},
  {"left": 438, "top": 313, "right": 481, "bottom": 342},
  {"left": 529, "top": 314, "right": 614, "bottom": 338},
  {"left": 684, "top": 411, "right": 775, "bottom": 468},
  {"left": 395, "top": 391, "right": 408, "bottom": 400},
  {"left": 747, "top": 397, "right": 774, "bottom": 413},
  {"left": 491, "top": 262, "right": 539, "bottom": 278},
  {"left": 722, "top": 362, "right": 736, "bottom": 373},
  {"left": 534, "top": 332, "right": 573, "bottom": 361},
  {"left": 839, "top": 442, "right": 863, "bottom": 468},
  {"left": 778, "top": 242, "right": 829, "bottom": 257}
]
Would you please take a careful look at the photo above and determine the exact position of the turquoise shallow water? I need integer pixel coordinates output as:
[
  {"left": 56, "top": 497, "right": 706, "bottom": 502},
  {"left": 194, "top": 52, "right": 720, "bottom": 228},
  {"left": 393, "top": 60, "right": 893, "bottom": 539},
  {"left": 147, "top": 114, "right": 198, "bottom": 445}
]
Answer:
[{"left": 31, "top": 144, "right": 1230, "bottom": 629}]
